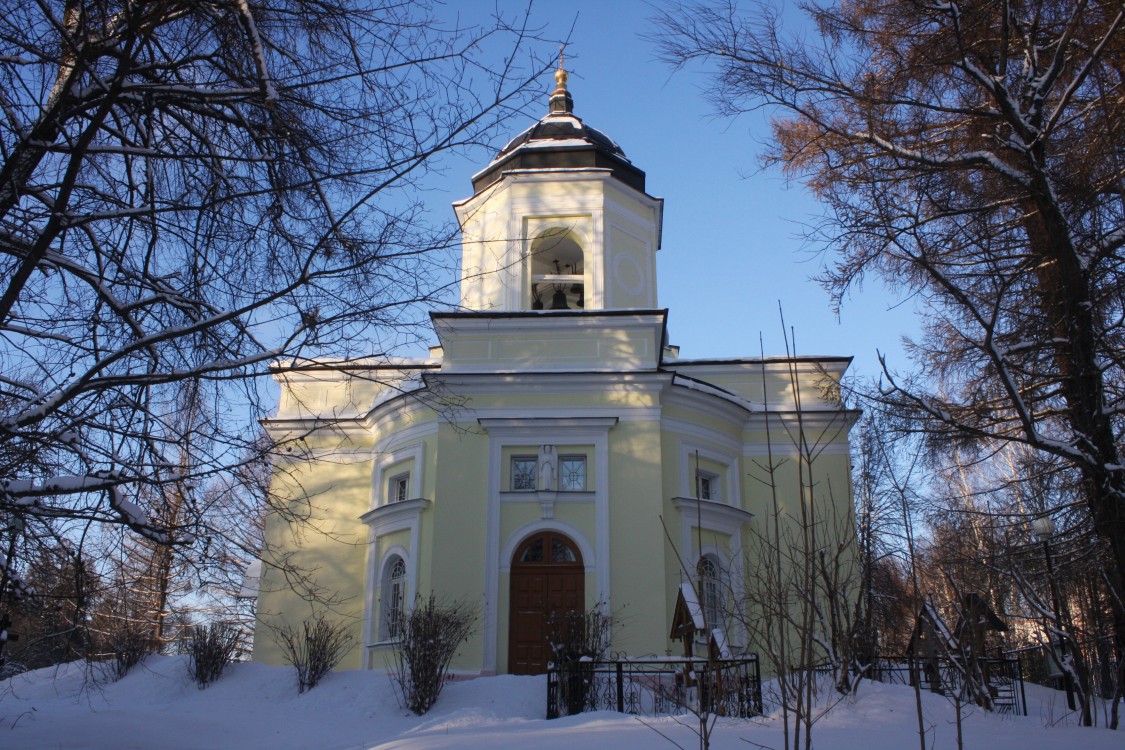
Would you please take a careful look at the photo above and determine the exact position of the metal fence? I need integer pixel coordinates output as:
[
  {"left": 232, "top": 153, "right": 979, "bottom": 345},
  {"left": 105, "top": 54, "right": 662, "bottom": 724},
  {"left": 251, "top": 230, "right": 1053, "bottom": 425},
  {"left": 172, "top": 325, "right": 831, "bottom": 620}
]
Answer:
[
  {"left": 865, "top": 656, "right": 1027, "bottom": 716},
  {"left": 1013, "top": 639, "right": 1121, "bottom": 701},
  {"left": 547, "top": 655, "right": 762, "bottom": 719}
]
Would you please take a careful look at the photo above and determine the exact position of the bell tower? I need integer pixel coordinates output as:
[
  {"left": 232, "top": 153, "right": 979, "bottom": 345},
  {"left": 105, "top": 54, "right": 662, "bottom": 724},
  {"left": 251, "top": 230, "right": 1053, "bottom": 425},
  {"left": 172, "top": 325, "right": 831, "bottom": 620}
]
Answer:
[{"left": 454, "top": 64, "right": 664, "bottom": 313}]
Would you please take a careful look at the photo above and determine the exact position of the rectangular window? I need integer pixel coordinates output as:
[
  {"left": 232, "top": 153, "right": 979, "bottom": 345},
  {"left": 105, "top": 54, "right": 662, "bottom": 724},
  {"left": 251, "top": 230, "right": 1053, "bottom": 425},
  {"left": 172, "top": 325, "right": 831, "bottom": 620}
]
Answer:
[
  {"left": 389, "top": 472, "right": 409, "bottom": 504},
  {"left": 558, "top": 455, "right": 587, "bottom": 492},
  {"left": 696, "top": 470, "right": 719, "bottom": 501},
  {"left": 511, "top": 456, "right": 537, "bottom": 491}
]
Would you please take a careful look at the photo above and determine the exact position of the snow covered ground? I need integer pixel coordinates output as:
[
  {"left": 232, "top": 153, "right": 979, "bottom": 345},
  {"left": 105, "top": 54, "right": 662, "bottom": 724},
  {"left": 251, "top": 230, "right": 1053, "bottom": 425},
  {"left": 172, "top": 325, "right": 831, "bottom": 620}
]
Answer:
[{"left": 0, "top": 655, "right": 1119, "bottom": 749}]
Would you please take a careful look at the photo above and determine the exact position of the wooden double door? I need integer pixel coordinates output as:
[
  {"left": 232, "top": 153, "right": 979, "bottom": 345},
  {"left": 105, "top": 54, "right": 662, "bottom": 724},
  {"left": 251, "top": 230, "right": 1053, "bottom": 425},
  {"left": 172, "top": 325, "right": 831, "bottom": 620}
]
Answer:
[{"left": 508, "top": 531, "right": 584, "bottom": 675}]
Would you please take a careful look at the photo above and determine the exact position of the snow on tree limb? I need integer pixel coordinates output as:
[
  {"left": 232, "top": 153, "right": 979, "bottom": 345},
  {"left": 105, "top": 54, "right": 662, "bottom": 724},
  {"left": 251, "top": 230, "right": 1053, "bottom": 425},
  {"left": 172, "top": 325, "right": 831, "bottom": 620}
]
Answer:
[{"left": 0, "top": 2, "right": 553, "bottom": 585}]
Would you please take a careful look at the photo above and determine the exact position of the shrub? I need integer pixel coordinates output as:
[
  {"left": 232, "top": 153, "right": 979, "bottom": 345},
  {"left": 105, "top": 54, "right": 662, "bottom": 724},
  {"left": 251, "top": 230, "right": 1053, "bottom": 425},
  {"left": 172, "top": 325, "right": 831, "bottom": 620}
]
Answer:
[
  {"left": 107, "top": 621, "right": 151, "bottom": 681},
  {"left": 546, "top": 605, "right": 613, "bottom": 716},
  {"left": 274, "top": 615, "right": 353, "bottom": 693},
  {"left": 186, "top": 623, "right": 241, "bottom": 688},
  {"left": 546, "top": 605, "right": 612, "bottom": 665},
  {"left": 392, "top": 594, "right": 476, "bottom": 714}
]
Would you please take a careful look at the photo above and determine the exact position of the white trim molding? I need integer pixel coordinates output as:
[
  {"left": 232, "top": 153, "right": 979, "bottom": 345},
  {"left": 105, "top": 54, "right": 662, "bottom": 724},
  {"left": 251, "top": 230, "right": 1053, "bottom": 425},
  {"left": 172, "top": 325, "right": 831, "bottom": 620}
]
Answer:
[
  {"left": 360, "top": 498, "right": 430, "bottom": 669},
  {"left": 500, "top": 520, "right": 596, "bottom": 574},
  {"left": 677, "top": 439, "right": 742, "bottom": 510},
  {"left": 671, "top": 496, "right": 753, "bottom": 566},
  {"left": 479, "top": 416, "right": 617, "bottom": 674},
  {"left": 369, "top": 441, "right": 426, "bottom": 510}
]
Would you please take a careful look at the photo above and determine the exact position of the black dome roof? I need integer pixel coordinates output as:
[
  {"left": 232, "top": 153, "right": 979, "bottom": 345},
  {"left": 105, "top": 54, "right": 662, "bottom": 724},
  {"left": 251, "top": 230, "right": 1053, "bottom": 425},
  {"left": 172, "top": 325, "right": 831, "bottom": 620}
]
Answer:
[
  {"left": 470, "top": 68, "right": 646, "bottom": 195},
  {"left": 494, "top": 114, "right": 627, "bottom": 161}
]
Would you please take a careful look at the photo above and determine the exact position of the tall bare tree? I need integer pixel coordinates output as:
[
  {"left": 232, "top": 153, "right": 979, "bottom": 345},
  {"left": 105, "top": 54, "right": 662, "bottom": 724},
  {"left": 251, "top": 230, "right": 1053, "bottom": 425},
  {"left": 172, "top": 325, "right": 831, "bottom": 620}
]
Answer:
[
  {"left": 653, "top": 0, "right": 1125, "bottom": 643},
  {"left": 851, "top": 411, "right": 923, "bottom": 658},
  {"left": 0, "top": 0, "right": 551, "bottom": 660}
]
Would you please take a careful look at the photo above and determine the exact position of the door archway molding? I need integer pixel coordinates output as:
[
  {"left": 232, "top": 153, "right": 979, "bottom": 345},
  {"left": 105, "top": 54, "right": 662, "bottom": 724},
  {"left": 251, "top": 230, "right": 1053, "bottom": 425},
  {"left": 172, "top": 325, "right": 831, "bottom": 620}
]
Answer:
[{"left": 501, "top": 520, "right": 595, "bottom": 573}]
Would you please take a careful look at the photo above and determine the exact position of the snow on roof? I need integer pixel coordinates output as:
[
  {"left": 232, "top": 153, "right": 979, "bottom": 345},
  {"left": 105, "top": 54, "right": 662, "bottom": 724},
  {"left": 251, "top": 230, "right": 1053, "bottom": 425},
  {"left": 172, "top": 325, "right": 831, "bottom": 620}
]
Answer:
[
  {"left": 517, "top": 138, "right": 598, "bottom": 149},
  {"left": 238, "top": 559, "right": 262, "bottom": 599},
  {"left": 920, "top": 602, "right": 957, "bottom": 651},
  {"left": 680, "top": 582, "right": 706, "bottom": 630},
  {"left": 669, "top": 373, "right": 759, "bottom": 412},
  {"left": 711, "top": 628, "right": 731, "bottom": 659}
]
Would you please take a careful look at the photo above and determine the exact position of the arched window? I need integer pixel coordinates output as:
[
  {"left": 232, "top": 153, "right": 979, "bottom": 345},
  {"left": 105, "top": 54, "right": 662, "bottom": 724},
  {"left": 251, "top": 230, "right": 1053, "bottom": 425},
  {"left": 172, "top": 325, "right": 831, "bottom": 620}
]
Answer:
[
  {"left": 515, "top": 531, "right": 581, "bottom": 565},
  {"left": 697, "top": 556, "right": 724, "bottom": 630},
  {"left": 528, "top": 229, "right": 584, "bottom": 310},
  {"left": 381, "top": 555, "right": 407, "bottom": 640}
]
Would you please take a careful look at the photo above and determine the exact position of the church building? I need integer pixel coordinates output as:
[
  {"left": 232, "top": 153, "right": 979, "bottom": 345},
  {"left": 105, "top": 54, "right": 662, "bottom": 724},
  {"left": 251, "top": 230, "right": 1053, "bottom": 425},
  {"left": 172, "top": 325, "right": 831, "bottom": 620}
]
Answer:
[{"left": 252, "top": 66, "right": 857, "bottom": 675}]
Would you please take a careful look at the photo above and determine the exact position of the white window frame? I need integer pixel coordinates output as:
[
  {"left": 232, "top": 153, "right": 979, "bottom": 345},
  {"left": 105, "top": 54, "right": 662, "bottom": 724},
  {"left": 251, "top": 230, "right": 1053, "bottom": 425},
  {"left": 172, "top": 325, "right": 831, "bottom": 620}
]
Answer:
[
  {"left": 389, "top": 472, "right": 410, "bottom": 504},
  {"left": 697, "top": 555, "right": 724, "bottom": 631},
  {"left": 678, "top": 440, "right": 740, "bottom": 508},
  {"left": 479, "top": 416, "right": 616, "bottom": 674},
  {"left": 510, "top": 455, "right": 538, "bottom": 491},
  {"left": 381, "top": 554, "right": 407, "bottom": 640},
  {"left": 370, "top": 440, "right": 425, "bottom": 510},
  {"left": 558, "top": 454, "right": 587, "bottom": 492},
  {"left": 361, "top": 501, "right": 428, "bottom": 667},
  {"left": 696, "top": 469, "right": 719, "bottom": 502}
]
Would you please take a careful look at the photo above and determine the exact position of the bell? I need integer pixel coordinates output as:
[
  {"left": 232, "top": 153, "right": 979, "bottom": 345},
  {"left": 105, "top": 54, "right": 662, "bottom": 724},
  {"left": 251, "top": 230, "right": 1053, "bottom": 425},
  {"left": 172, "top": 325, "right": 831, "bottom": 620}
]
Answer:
[{"left": 549, "top": 288, "right": 569, "bottom": 309}]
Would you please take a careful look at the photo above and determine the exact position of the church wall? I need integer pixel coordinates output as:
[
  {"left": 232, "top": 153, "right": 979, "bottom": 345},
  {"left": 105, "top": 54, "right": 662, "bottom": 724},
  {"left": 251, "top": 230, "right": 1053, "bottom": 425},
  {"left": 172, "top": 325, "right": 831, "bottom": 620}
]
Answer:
[
  {"left": 657, "top": 408, "right": 749, "bottom": 650},
  {"left": 427, "top": 420, "right": 491, "bottom": 672},
  {"left": 275, "top": 365, "right": 427, "bottom": 422},
  {"left": 605, "top": 417, "right": 669, "bottom": 657},
  {"left": 252, "top": 73, "right": 860, "bottom": 678},
  {"left": 456, "top": 171, "right": 662, "bottom": 313},
  {"left": 437, "top": 318, "right": 662, "bottom": 374},
  {"left": 606, "top": 225, "right": 654, "bottom": 309},
  {"left": 455, "top": 184, "right": 514, "bottom": 311},
  {"left": 494, "top": 502, "right": 598, "bottom": 674},
  {"left": 666, "top": 360, "right": 848, "bottom": 411},
  {"left": 741, "top": 411, "right": 853, "bottom": 519},
  {"left": 738, "top": 438, "right": 857, "bottom": 668},
  {"left": 458, "top": 176, "right": 599, "bottom": 311},
  {"left": 252, "top": 454, "right": 371, "bottom": 669},
  {"left": 374, "top": 530, "right": 412, "bottom": 567}
]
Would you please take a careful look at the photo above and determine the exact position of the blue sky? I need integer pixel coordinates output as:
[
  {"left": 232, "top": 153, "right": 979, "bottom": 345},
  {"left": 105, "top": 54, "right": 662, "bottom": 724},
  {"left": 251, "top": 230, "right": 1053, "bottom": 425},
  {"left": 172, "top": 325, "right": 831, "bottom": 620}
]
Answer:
[{"left": 432, "top": 0, "right": 919, "bottom": 383}]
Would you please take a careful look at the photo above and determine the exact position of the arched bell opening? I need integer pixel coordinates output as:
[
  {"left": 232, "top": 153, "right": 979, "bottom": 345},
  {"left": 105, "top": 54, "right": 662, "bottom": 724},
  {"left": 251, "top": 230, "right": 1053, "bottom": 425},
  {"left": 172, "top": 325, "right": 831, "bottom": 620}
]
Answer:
[{"left": 529, "top": 230, "right": 585, "bottom": 310}]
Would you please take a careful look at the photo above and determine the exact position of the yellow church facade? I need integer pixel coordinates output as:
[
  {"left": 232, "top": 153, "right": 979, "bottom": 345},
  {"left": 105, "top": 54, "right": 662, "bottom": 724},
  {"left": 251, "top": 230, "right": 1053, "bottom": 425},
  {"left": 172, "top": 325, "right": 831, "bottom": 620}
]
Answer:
[{"left": 252, "top": 69, "right": 856, "bottom": 676}]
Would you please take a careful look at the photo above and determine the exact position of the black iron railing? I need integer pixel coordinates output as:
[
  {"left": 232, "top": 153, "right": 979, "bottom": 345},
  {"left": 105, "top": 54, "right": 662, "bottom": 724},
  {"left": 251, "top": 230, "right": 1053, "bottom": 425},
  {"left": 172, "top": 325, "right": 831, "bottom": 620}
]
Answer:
[
  {"left": 547, "top": 655, "right": 762, "bottom": 719},
  {"left": 864, "top": 656, "right": 1026, "bottom": 716}
]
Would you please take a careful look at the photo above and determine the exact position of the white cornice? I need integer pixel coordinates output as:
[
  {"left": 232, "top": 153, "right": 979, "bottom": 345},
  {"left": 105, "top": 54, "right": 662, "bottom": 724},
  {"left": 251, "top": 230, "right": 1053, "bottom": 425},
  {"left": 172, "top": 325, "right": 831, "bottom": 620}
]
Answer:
[
  {"left": 433, "top": 309, "right": 665, "bottom": 327},
  {"left": 471, "top": 406, "right": 660, "bottom": 423},
  {"left": 359, "top": 497, "right": 431, "bottom": 532},
  {"left": 671, "top": 497, "right": 754, "bottom": 529},
  {"left": 453, "top": 167, "right": 660, "bottom": 219},
  {"left": 667, "top": 357, "right": 852, "bottom": 377},
  {"left": 660, "top": 417, "right": 743, "bottom": 454},
  {"left": 362, "top": 393, "right": 438, "bottom": 431},
  {"left": 429, "top": 370, "right": 670, "bottom": 395},
  {"left": 662, "top": 385, "right": 752, "bottom": 428},
  {"left": 478, "top": 417, "right": 619, "bottom": 435},
  {"left": 369, "top": 420, "right": 439, "bottom": 454}
]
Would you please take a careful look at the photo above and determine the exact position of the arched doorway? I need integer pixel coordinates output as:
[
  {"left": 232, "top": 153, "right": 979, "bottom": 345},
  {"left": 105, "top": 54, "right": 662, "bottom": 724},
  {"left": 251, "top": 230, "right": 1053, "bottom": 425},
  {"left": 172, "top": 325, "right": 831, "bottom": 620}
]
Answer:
[{"left": 508, "top": 530, "right": 584, "bottom": 674}]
